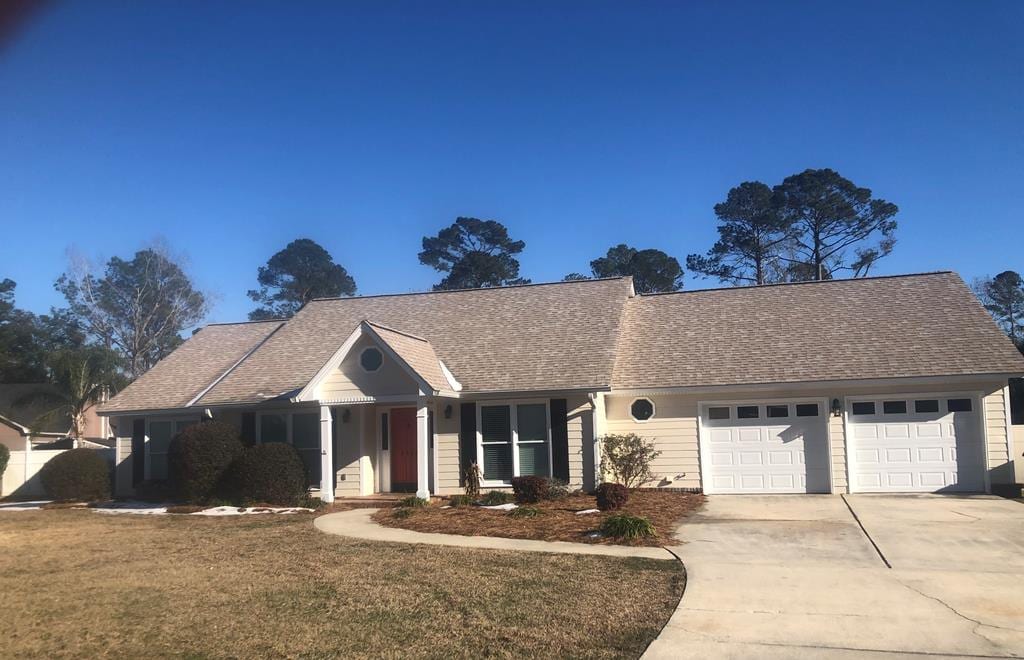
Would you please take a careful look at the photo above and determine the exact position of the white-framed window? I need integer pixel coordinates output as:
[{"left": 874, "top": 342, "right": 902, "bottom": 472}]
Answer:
[
  {"left": 630, "top": 398, "right": 655, "bottom": 422},
  {"left": 476, "top": 400, "right": 552, "bottom": 485},
  {"left": 360, "top": 347, "right": 383, "bottom": 372},
  {"left": 146, "top": 418, "right": 198, "bottom": 481},
  {"left": 257, "top": 410, "right": 322, "bottom": 486}
]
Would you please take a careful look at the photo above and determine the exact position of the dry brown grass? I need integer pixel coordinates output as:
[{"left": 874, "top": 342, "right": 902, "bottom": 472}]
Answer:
[
  {"left": 375, "top": 490, "right": 705, "bottom": 546},
  {"left": 0, "top": 510, "right": 683, "bottom": 659}
]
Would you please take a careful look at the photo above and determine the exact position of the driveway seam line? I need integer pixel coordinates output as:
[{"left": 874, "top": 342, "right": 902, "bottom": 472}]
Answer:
[{"left": 841, "top": 494, "right": 891, "bottom": 568}]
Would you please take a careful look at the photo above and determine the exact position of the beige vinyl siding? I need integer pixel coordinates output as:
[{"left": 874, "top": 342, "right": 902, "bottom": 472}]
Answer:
[
  {"left": 828, "top": 413, "right": 848, "bottom": 491},
  {"left": 318, "top": 335, "right": 419, "bottom": 401},
  {"left": 113, "top": 416, "right": 135, "bottom": 497},
  {"left": 334, "top": 406, "right": 363, "bottom": 495},
  {"left": 605, "top": 394, "right": 701, "bottom": 489},
  {"left": 985, "top": 390, "right": 1009, "bottom": 467},
  {"left": 1015, "top": 426, "right": 1024, "bottom": 483},
  {"left": 434, "top": 402, "right": 461, "bottom": 495},
  {"left": 566, "top": 395, "right": 590, "bottom": 489}
]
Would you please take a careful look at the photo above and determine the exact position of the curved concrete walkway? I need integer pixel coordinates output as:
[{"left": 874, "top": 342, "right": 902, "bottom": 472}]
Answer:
[{"left": 314, "top": 508, "right": 676, "bottom": 560}]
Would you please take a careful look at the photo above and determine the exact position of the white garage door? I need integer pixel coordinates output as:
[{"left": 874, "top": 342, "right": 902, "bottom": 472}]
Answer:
[
  {"left": 701, "top": 401, "right": 830, "bottom": 494},
  {"left": 848, "top": 395, "right": 985, "bottom": 493}
]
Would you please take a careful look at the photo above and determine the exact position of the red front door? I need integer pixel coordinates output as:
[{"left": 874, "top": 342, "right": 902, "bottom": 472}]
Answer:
[{"left": 390, "top": 408, "right": 417, "bottom": 492}]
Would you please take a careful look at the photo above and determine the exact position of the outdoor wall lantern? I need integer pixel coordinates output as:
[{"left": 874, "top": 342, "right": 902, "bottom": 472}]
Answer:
[
  {"left": 831, "top": 398, "right": 842, "bottom": 417},
  {"left": 341, "top": 408, "right": 351, "bottom": 423},
  {"left": 444, "top": 404, "right": 453, "bottom": 419}
]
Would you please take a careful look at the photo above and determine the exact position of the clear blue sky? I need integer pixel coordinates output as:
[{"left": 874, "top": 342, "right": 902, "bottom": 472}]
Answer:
[{"left": 2, "top": 0, "right": 1021, "bottom": 323}]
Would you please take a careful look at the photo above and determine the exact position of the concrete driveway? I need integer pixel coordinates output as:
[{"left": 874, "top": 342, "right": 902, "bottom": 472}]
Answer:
[{"left": 643, "top": 494, "right": 1024, "bottom": 659}]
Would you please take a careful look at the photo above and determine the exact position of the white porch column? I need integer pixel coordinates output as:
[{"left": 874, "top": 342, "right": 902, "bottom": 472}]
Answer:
[
  {"left": 319, "top": 405, "right": 335, "bottom": 503},
  {"left": 416, "top": 396, "right": 430, "bottom": 500}
]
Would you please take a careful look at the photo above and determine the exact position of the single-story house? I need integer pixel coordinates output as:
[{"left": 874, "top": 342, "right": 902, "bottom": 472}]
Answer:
[
  {"left": 0, "top": 384, "right": 111, "bottom": 452},
  {"left": 98, "top": 272, "right": 1024, "bottom": 502}
]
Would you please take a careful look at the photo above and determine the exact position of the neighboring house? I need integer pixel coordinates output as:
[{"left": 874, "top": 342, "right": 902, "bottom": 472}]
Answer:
[
  {"left": 0, "top": 384, "right": 110, "bottom": 451},
  {"left": 98, "top": 272, "right": 1024, "bottom": 502}
]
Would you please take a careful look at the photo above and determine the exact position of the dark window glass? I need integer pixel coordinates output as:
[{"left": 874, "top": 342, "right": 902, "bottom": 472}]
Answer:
[
  {"left": 707, "top": 407, "right": 730, "bottom": 420},
  {"left": 796, "top": 403, "right": 819, "bottom": 417},
  {"left": 852, "top": 402, "right": 875, "bottom": 415},
  {"left": 915, "top": 400, "right": 940, "bottom": 414},
  {"left": 767, "top": 405, "right": 789, "bottom": 418},
  {"left": 380, "top": 414, "right": 389, "bottom": 450},
  {"left": 630, "top": 399, "right": 654, "bottom": 421},
  {"left": 947, "top": 398, "right": 973, "bottom": 413},
  {"left": 737, "top": 406, "right": 759, "bottom": 419},
  {"left": 480, "top": 405, "right": 513, "bottom": 482},
  {"left": 360, "top": 347, "right": 383, "bottom": 372},
  {"left": 883, "top": 401, "right": 907, "bottom": 414}
]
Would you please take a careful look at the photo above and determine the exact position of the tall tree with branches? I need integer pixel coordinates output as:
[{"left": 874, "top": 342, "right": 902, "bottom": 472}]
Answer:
[
  {"left": 686, "top": 181, "right": 794, "bottom": 285},
  {"left": 585, "top": 244, "right": 684, "bottom": 293},
  {"left": 974, "top": 271, "right": 1024, "bottom": 353},
  {"left": 248, "top": 238, "right": 356, "bottom": 320},
  {"left": 774, "top": 168, "right": 898, "bottom": 280},
  {"left": 56, "top": 246, "right": 208, "bottom": 378},
  {"left": 419, "top": 217, "right": 529, "bottom": 290}
]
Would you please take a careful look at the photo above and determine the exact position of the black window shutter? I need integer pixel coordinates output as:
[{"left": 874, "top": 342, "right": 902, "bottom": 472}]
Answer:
[
  {"left": 459, "top": 403, "right": 477, "bottom": 485},
  {"left": 131, "top": 418, "right": 146, "bottom": 486},
  {"left": 241, "top": 412, "right": 256, "bottom": 446},
  {"left": 550, "top": 398, "right": 570, "bottom": 482}
]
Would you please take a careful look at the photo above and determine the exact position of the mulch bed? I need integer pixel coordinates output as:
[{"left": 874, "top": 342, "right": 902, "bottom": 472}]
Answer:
[{"left": 373, "top": 490, "right": 705, "bottom": 547}]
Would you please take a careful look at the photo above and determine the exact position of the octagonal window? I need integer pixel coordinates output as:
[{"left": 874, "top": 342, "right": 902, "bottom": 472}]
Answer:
[
  {"left": 630, "top": 398, "right": 655, "bottom": 422},
  {"left": 360, "top": 347, "right": 383, "bottom": 372}
]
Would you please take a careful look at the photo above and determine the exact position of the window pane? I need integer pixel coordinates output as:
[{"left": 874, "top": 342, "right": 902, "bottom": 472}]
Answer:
[
  {"left": 150, "top": 453, "right": 168, "bottom": 481},
  {"left": 481, "top": 405, "right": 512, "bottom": 482},
  {"left": 630, "top": 399, "right": 654, "bottom": 421},
  {"left": 260, "top": 414, "right": 287, "bottom": 443},
  {"left": 948, "top": 398, "right": 972, "bottom": 412},
  {"left": 149, "top": 421, "right": 174, "bottom": 453},
  {"left": 707, "top": 407, "right": 730, "bottom": 420},
  {"left": 796, "top": 404, "right": 819, "bottom": 417},
  {"left": 518, "top": 443, "right": 549, "bottom": 477},
  {"left": 482, "top": 443, "right": 513, "bottom": 482},
  {"left": 380, "top": 414, "right": 389, "bottom": 450},
  {"left": 737, "top": 406, "right": 759, "bottom": 419},
  {"left": 517, "top": 404, "right": 547, "bottom": 443},
  {"left": 852, "top": 402, "right": 875, "bottom": 415},
  {"left": 360, "top": 348, "right": 383, "bottom": 372},
  {"left": 915, "top": 400, "right": 940, "bottom": 414},
  {"left": 883, "top": 401, "right": 907, "bottom": 414},
  {"left": 767, "top": 405, "right": 789, "bottom": 418},
  {"left": 481, "top": 406, "right": 511, "bottom": 444},
  {"left": 293, "top": 413, "right": 319, "bottom": 449}
]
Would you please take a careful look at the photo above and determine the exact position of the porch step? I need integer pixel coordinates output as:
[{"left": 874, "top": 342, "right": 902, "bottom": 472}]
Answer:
[{"left": 333, "top": 494, "right": 413, "bottom": 509}]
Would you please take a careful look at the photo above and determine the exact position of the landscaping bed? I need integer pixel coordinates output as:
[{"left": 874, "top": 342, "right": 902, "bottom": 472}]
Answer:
[{"left": 374, "top": 489, "right": 705, "bottom": 546}]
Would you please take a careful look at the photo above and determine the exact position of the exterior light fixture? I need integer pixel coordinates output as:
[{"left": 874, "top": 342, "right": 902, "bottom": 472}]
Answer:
[
  {"left": 341, "top": 409, "right": 351, "bottom": 423},
  {"left": 444, "top": 404, "right": 453, "bottom": 419},
  {"left": 831, "top": 399, "right": 842, "bottom": 417}
]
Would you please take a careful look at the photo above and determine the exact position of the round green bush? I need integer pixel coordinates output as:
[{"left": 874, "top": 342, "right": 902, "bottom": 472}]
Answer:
[
  {"left": 167, "top": 421, "right": 244, "bottom": 503},
  {"left": 595, "top": 483, "right": 629, "bottom": 511},
  {"left": 39, "top": 448, "right": 111, "bottom": 502},
  {"left": 225, "top": 442, "right": 307, "bottom": 506},
  {"left": 0, "top": 444, "right": 9, "bottom": 480}
]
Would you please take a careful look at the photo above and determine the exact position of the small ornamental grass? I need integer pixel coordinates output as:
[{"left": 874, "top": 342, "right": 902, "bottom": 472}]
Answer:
[
  {"left": 397, "top": 495, "right": 429, "bottom": 508},
  {"left": 448, "top": 494, "right": 474, "bottom": 507},
  {"left": 600, "top": 514, "right": 656, "bottom": 540},
  {"left": 392, "top": 507, "right": 415, "bottom": 519},
  {"left": 508, "top": 506, "right": 544, "bottom": 519},
  {"left": 479, "top": 490, "right": 514, "bottom": 506}
]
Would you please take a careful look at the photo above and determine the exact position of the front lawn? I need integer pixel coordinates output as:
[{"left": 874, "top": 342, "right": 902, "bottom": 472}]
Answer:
[
  {"left": 0, "top": 510, "right": 683, "bottom": 659},
  {"left": 375, "top": 490, "right": 705, "bottom": 546}
]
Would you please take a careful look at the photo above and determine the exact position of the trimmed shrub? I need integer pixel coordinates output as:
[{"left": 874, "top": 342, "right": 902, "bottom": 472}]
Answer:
[
  {"left": 167, "top": 421, "right": 244, "bottom": 504},
  {"left": 448, "top": 494, "right": 474, "bottom": 507},
  {"left": 511, "top": 475, "right": 549, "bottom": 503},
  {"left": 39, "top": 448, "right": 111, "bottom": 502},
  {"left": 508, "top": 505, "right": 544, "bottom": 519},
  {"left": 225, "top": 442, "right": 307, "bottom": 506},
  {"left": 600, "top": 433, "right": 662, "bottom": 488},
  {"left": 0, "top": 444, "right": 9, "bottom": 480},
  {"left": 544, "top": 478, "right": 570, "bottom": 500},
  {"left": 479, "top": 490, "right": 514, "bottom": 506},
  {"left": 595, "top": 483, "right": 629, "bottom": 511},
  {"left": 600, "top": 514, "right": 656, "bottom": 539},
  {"left": 398, "top": 495, "right": 429, "bottom": 508}
]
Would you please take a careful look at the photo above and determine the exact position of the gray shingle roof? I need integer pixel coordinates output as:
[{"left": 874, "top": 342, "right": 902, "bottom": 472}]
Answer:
[
  {"left": 100, "top": 272, "right": 1024, "bottom": 414},
  {"left": 611, "top": 272, "right": 1024, "bottom": 389},
  {"left": 99, "top": 320, "right": 283, "bottom": 413}
]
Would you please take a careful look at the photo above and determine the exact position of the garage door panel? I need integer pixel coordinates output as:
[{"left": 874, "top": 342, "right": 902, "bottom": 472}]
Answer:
[
  {"left": 702, "top": 402, "right": 829, "bottom": 494},
  {"left": 849, "top": 395, "right": 983, "bottom": 493}
]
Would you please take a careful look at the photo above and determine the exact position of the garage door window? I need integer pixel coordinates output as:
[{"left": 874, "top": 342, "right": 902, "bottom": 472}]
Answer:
[
  {"left": 947, "top": 398, "right": 972, "bottom": 412},
  {"left": 707, "top": 407, "right": 730, "bottom": 420},
  {"left": 767, "top": 405, "right": 789, "bottom": 418},
  {"left": 796, "top": 403, "right": 819, "bottom": 417},
  {"left": 737, "top": 406, "right": 759, "bottom": 419},
  {"left": 914, "top": 399, "right": 939, "bottom": 413},
  {"left": 883, "top": 401, "right": 907, "bottom": 414},
  {"left": 852, "top": 401, "right": 875, "bottom": 415}
]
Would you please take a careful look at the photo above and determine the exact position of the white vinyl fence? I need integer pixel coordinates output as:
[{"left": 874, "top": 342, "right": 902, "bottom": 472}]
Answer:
[{"left": 1, "top": 447, "right": 114, "bottom": 498}]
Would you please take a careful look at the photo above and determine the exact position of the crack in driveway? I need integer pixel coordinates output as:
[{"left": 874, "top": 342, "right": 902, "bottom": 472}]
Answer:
[{"left": 895, "top": 578, "right": 1024, "bottom": 642}]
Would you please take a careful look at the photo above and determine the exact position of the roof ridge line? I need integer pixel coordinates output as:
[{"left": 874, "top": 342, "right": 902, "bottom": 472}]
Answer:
[
  {"left": 306, "top": 276, "right": 631, "bottom": 304},
  {"left": 363, "top": 320, "right": 429, "bottom": 343},
  {"left": 189, "top": 321, "right": 286, "bottom": 408},
  {"left": 642, "top": 271, "right": 956, "bottom": 297}
]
